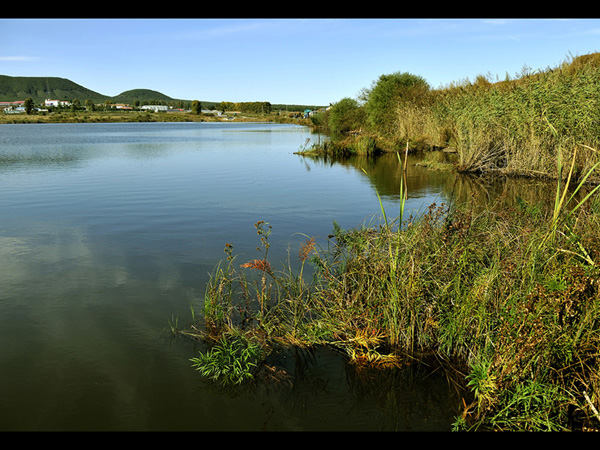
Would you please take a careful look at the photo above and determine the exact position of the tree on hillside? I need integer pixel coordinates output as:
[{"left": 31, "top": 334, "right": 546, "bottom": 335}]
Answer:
[{"left": 364, "top": 71, "right": 429, "bottom": 136}]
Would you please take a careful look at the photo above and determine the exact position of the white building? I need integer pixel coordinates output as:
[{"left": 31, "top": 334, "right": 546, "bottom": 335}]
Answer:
[
  {"left": 4, "top": 106, "right": 25, "bottom": 114},
  {"left": 44, "top": 99, "right": 71, "bottom": 108},
  {"left": 140, "top": 105, "right": 169, "bottom": 112},
  {"left": 201, "top": 109, "right": 222, "bottom": 116}
]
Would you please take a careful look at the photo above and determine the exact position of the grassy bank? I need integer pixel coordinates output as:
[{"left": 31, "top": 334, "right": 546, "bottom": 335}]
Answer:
[
  {"left": 0, "top": 110, "right": 207, "bottom": 124},
  {"left": 172, "top": 54, "right": 600, "bottom": 429},
  {"left": 0, "top": 109, "right": 313, "bottom": 125},
  {"left": 408, "top": 54, "right": 600, "bottom": 182}
]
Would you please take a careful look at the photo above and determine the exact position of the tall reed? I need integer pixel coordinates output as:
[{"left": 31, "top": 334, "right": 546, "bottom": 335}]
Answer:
[{"left": 395, "top": 54, "right": 600, "bottom": 180}]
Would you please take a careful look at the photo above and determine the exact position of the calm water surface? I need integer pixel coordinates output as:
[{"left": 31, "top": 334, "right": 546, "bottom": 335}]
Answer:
[{"left": 0, "top": 122, "right": 465, "bottom": 431}]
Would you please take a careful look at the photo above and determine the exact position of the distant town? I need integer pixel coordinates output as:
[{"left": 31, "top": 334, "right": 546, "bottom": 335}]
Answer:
[
  {"left": 1, "top": 98, "right": 329, "bottom": 122},
  {"left": 1, "top": 99, "right": 226, "bottom": 116}
]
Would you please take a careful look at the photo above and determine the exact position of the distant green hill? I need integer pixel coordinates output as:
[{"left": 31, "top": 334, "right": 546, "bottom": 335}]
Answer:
[
  {"left": 0, "top": 75, "right": 326, "bottom": 111},
  {"left": 0, "top": 75, "right": 183, "bottom": 105},
  {"left": 0, "top": 75, "right": 108, "bottom": 103},
  {"left": 110, "top": 89, "right": 176, "bottom": 104}
]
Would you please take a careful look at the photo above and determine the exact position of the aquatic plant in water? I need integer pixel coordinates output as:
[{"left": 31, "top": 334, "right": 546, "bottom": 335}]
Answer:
[{"left": 190, "top": 336, "right": 263, "bottom": 386}]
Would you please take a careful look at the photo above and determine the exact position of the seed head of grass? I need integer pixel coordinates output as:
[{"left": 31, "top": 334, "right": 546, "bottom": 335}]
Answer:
[
  {"left": 240, "top": 259, "right": 272, "bottom": 274},
  {"left": 299, "top": 237, "right": 316, "bottom": 262}
]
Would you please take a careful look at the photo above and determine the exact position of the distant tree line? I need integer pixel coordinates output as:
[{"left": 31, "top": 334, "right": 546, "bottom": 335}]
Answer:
[
  {"left": 17, "top": 93, "right": 317, "bottom": 117},
  {"left": 215, "top": 101, "right": 272, "bottom": 114}
]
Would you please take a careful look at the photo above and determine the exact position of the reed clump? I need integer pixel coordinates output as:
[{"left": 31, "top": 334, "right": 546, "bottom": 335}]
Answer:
[{"left": 295, "top": 134, "right": 384, "bottom": 157}]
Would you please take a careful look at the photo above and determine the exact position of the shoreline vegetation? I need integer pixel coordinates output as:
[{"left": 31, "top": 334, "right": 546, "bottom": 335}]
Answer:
[
  {"left": 179, "top": 161, "right": 600, "bottom": 431},
  {"left": 301, "top": 53, "right": 600, "bottom": 183},
  {"left": 6, "top": 53, "right": 600, "bottom": 430},
  {"left": 0, "top": 109, "right": 313, "bottom": 126},
  {"left": 174, "top": 53, "right": 600, "bottom": 431}
]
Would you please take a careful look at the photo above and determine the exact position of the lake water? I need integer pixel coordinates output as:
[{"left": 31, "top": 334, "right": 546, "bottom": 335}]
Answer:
[{"left": 0, "top": 121, "right": 465, "bottom": 431}]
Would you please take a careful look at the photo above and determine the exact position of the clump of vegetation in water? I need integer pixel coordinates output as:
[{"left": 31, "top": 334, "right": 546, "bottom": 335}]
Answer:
[
  {"left": 190, "top": 335, "right": 263, "bottom": 386},
  {"left": 172, "top": 146, "right": 600, "bottom": 431}
]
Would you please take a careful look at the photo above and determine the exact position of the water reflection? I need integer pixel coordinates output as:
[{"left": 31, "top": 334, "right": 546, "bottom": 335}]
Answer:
[
  {"left": 195, "top": 345, "right": 462, "bottom": 431},
  {"left": 299, "top": 150, "right": 563, "bottom": 216}
]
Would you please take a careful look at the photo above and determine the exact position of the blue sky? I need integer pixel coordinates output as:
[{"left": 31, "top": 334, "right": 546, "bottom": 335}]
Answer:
[{"left": 2, "top": 18, "right": 600, "bottom": 106}]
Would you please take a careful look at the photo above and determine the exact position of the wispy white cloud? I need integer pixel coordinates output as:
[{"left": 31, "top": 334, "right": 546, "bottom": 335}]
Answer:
[
  {"left": 163, "top": 19, "right": 282, "bottom": 42},
  {"left": 0, "top": 56, "right": 38, "bottom": 61}
]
